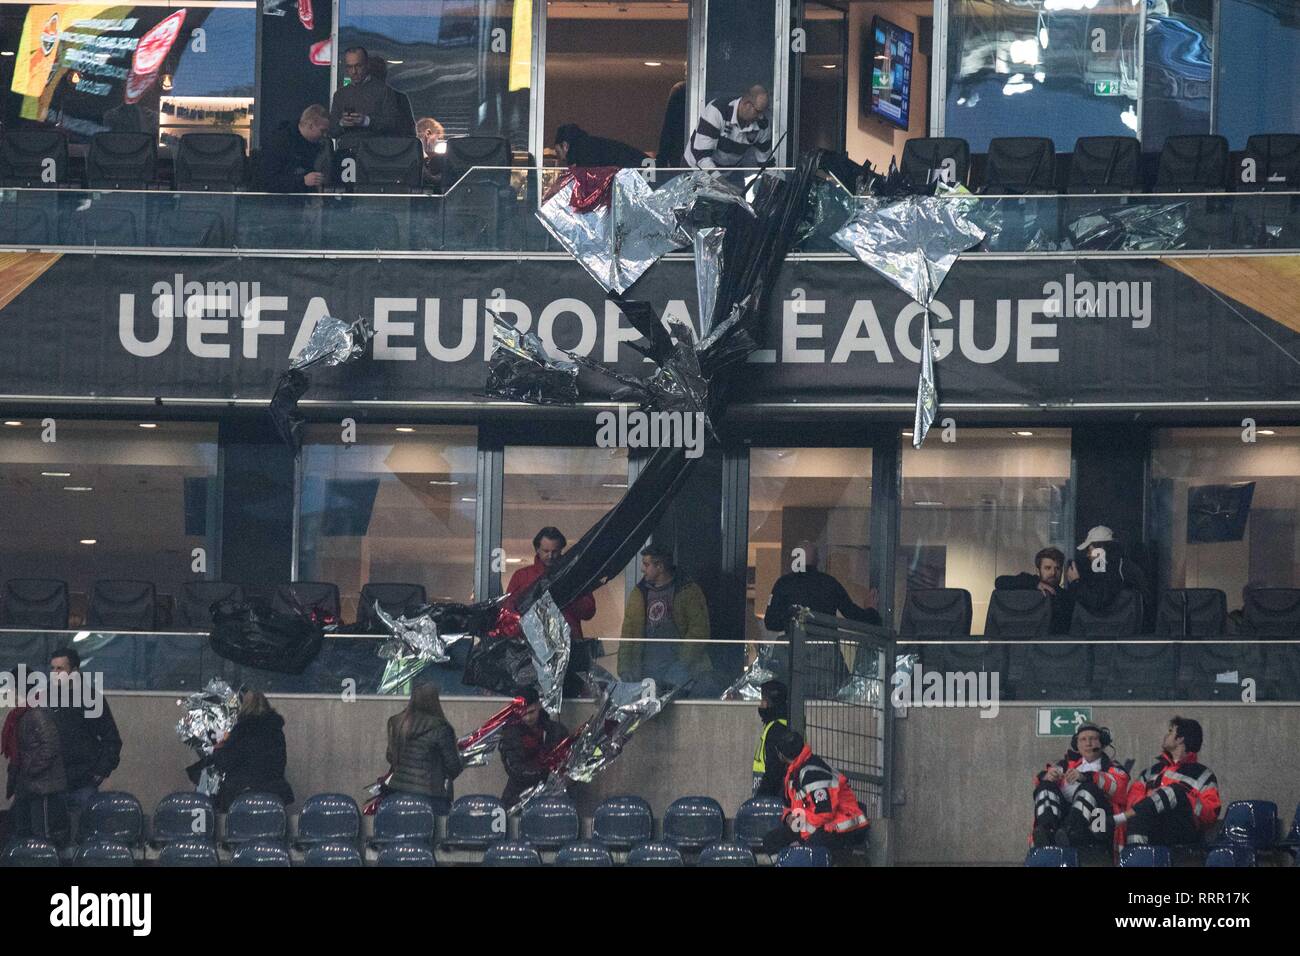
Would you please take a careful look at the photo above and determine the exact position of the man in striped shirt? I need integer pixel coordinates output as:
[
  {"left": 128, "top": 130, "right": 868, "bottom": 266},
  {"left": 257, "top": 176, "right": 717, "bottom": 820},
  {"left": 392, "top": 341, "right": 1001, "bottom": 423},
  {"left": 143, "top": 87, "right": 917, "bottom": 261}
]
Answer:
[{"left": 684, "top": 84, "right": 772, "bottom": 170}]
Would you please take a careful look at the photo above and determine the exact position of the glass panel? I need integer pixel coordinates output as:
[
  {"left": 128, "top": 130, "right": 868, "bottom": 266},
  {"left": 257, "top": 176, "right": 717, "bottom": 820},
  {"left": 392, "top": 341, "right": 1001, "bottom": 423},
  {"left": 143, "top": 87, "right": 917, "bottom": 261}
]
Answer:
[
  {"left": 702, "top": 0, "right": 778, "bottom": 164},
  {"left": 1216, "top": 0, "right": 1300, "bottom": 151},
  {"left": 337, "top": 0, "right": 532, "bottom": 153},
  {"left": 899, "top": 428, "right": 1073, "bottom": 635},
  {"left": 543, "top": 1, "right": 688, "bottom": 166},
  {"left": 748, "top": 447, "right": 874, "bottom": 645},
  {"left": 1150, "top": 427, "right": 1300, "bottom": 605},
  {"left": 501, "top": 445, "right": 629, "bottom": 674},
  {"left": 0, "top": 420, "right": 219, "bottom": 628},
  {"left": 1140, "top": 0, "right": 1213, "bottom": 150},
  {"left": 945, "top": 0, "right": 1141, "bottom": 153},
  {"left": 297, "top": 424, "right": 478, "bottom": 624},
  {"left": 797, "top": 1, "right": 847, "bottom": 156}
]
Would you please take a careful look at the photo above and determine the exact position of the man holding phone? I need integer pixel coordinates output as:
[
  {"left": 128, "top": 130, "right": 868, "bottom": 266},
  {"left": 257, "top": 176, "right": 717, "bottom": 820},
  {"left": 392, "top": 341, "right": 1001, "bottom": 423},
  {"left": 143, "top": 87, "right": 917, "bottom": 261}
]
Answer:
[{"left": 329, "top": 46, "right": 407, "bottom": 146}]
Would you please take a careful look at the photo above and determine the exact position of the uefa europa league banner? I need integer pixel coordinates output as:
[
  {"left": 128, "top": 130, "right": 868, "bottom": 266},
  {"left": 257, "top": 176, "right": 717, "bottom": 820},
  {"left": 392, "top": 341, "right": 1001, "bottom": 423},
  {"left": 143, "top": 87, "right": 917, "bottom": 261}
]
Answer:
[{"left": 1, "top": 251, "right": 1297, "bottom": 407}]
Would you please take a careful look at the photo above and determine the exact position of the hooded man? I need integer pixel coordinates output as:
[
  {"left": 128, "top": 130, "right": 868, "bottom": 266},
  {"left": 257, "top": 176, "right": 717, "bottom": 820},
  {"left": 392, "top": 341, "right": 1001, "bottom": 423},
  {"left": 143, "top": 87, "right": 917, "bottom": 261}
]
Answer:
[{"left": 752, "top": 679, "right": 790, "bottom": 797}]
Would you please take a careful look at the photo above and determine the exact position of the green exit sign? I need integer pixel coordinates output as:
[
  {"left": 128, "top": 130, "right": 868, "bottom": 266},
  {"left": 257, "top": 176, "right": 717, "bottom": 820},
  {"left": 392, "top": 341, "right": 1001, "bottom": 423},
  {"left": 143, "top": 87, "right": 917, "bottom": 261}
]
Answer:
[
  {"left": 1094, "top": 80, "right": 1121, "bottom": 96},
  {"left": 1037, "top": 707, "right": 1093, "bottom": 736}
]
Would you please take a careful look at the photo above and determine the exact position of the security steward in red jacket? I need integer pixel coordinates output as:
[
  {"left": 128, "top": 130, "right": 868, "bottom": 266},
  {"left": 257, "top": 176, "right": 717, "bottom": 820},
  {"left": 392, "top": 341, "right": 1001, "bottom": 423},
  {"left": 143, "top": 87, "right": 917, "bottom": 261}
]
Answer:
[
  {"left": 760, "top": 727, "right": 869, "bottom": 863},
  {"left": 1114, "top": 715, "right": 1220, "bottom": 847},
  {"left": 1031, "top": 723, "right": 1128, "bottom": 851}
]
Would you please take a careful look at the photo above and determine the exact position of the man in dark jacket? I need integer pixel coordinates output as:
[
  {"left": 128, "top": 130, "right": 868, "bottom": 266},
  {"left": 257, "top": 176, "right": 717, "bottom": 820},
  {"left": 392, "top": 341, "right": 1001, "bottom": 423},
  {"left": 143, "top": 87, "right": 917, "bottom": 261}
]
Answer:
[
  {"left": 763, "top": 541, "right": 880, "bottom": 633},
  {"left": 4, "top": 675, "right": 70, "bottom": 844},
  {"left": 500, "top": 686, "right": 569, "bottom": 808},
  {"left": 49, "top": 647, "right": 121, "bottom": 816},
  {"left": 330, "top": 46, "right": 410, "bottom": 145},
  {"left": 554, "top": 123, "right": 648, "bottom": 168},
  {"left": 752, "top": 679, "right": 789, "bottom": 798},
  {"left": 995, "top": 546, "right": 1074, "bottom": 634},
  {"left": 1064, "top": 526, "right": 1151, "bottom": 622},
  {"left": 259, "top": 104, "right": 331, "bottom": 192}
]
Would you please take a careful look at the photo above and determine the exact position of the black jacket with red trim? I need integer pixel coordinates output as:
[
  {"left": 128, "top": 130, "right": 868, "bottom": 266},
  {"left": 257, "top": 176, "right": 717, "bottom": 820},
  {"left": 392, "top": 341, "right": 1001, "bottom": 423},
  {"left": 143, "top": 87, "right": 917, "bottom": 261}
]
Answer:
[
  {"left": 1127, "top": 751, "right": 1221, "bottom": 828},
  {"left": 1033, "top": 750, "right": 1130, "bottom": 812}
]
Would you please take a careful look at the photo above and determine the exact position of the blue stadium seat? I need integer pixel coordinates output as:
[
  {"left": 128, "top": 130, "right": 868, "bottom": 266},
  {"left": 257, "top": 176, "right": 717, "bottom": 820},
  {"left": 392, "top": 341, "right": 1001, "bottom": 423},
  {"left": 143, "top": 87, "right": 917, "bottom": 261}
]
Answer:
[
  {"left": 1024, "top": 847, "right": 1079, "bottom": 867},
  {"left": 443, "top": 795, "right": 508, "bottom": 849},
  {"left": 554, "top": 841, "right": 613, "bottom": 867},
  {"left": 1119, "top": 846, "right": 1172, "bottom": 867},
  {"left": 483, "top": 840, "right": 543, "bottom": 867},
  {"left": 734, "top": 797, "right": 784, "bottom": 850},
  {"left": 376, "top": 843, "right": 436, "bottom": 867},
  {"left": 1, "top": 838, "right": 60, "bottom": 867},
  {"left": 1219, "top": 800, "right": 1278, "bottom": 849},
  {"left": 1205, "top": 846, "right": 1255, "bottom": 867},
  {"left": 232, "top": 841, "right": 291, "bottom": 867},
  {"left": 628, "top": 841, "right": 684, "bottom": 866},
  {"left": 304, "top": 842, "right": 363, "bottom": 867},
  {"left": 152, "top": 792, "right": 215, "bottom": 846},
  {"left": 79, "top": 791, "right": 143, "bottom": 846},
  {"left": 157, "top": 840, "right": 219, "bottom": 867},
  {"left": 296, "top": 793, "right": 360, "bottom": 847},
  {"left": 592, "top": 796, "right": 654, "bottom": 850},
  {"left": 699, "top": 842, "right": 758, "bottom": 867},
  {"left": 662, "top": 796, "right": 725, "bottom": 851},
  {"left": 73, "top": 841, "right": 135, "bottom": 867},
  {"left": 519, "top": 796, "right": 580, "bottom": 850},
  {"left": 372, "top": 793, "right": 437, "bottom": 847},
  {"left": 224, "top": 792, "right": 288, "bottom": 846},
  {"left": 777, "top": 845, "right": 832, "bottom": 867}
]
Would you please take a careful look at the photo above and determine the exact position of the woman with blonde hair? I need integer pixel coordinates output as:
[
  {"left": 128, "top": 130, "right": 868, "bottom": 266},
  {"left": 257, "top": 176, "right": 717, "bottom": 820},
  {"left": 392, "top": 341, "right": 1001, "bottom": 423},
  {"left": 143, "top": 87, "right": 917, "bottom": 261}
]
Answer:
[
  {"left": 205, "top": 689, "right": 295, "bottom": 813},
  {"left": 385, "top": 684, "right": 462, "bottom": 813}
]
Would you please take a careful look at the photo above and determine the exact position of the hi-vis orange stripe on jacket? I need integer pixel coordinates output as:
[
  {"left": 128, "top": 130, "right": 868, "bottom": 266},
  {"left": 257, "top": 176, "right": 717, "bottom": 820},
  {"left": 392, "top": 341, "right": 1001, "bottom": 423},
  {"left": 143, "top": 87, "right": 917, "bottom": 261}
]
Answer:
[
  {"left": 1127, "top": 751, "right": 1221, "bottom": 829},
  {"left": 1032, "top": 753, "right": 1130, "bottom": 812},
  {"left": 782, "top": 745, "right": 870, "bottom": 838}
]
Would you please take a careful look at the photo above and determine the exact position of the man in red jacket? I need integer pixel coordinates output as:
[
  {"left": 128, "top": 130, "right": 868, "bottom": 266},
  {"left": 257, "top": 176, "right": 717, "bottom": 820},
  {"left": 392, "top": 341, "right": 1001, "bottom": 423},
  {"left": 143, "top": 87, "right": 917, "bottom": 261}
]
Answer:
[
  {"left": 1115, "top": 715, "right": 1220, "bottom": 847},
  {"left": 504, "top": 527, "right": 598, "bottom": 690},
  {"left": 759, "top": 727, "right": 869, "bottom": 864},
  {"left": 1031, "top": 723, "right": 1128, "bottom": 851}
]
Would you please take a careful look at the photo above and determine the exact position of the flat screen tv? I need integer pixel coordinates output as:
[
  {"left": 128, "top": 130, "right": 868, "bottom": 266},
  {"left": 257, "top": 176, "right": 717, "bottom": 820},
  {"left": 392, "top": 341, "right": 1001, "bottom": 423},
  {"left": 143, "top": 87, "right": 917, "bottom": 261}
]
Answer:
[{"left": 866, "top": 16, "right": 913, "bottom": 130}]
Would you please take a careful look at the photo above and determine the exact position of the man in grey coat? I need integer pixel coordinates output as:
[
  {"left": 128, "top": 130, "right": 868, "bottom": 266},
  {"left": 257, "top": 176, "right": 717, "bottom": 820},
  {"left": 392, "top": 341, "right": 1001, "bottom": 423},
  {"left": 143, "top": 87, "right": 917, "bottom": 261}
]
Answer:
[{"left": 329, "top": 46, "right": 410, "bottom": 146}]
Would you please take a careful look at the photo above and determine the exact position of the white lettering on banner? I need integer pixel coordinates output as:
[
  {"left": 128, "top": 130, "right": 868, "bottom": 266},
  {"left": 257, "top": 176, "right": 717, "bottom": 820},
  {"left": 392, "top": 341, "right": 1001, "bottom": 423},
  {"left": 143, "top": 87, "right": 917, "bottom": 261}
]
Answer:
[
  {"left": 830, "top": 300, "right": 893, "bottom": 363},
  {"left": 896, "top": 302, "right": 953, "bottom": 363},
  {"left": 119, "top": 294, "right": 173, "bottom": 356},
  {"left": 783, "top": 298, "right": 826, "bottom": 362},
  {"left": 424, "top": 299, "right": 477, "bottom": 362},
  {"left": 242, "top": 296, "right": 287, "bottom": 359},
  {"left": 960, "top": 300, "right": 1011, "bottom": 364},
  {"left": 483, "top": 296, "right": 532, "bottom": 360},
  {"left": 603, "top": 300, "right": 639, "bottom": 363},
  {"left": 373, "top": 298, "right": 419, "bottom": 361},
  {"left": 1017, "top": 300, "right": 1059, "bottom": 362},
  {"left": 186, "top": 299, "right": 231, "bottom": 359},
  {"left": 288, "top": 297, "right": 333, "bottom": 361},
  {"left": 537, "top": 298, "right": 597, "bottom": 360}
]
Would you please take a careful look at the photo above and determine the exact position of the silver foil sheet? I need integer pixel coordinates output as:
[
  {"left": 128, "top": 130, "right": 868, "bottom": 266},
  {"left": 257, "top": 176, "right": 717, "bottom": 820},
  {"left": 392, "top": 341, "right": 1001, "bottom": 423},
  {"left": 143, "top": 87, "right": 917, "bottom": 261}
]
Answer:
[
  {"left": 290, "top": 314, "right": 374, "bottom": 372},
  {"left": 519, "top": 591, "right": 572, "bottom": 716}
]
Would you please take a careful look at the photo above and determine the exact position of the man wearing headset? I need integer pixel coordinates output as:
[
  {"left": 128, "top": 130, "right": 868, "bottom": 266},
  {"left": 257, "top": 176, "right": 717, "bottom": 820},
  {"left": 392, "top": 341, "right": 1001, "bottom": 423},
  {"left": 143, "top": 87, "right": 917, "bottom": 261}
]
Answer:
[{"left": 1031, "top": 723, "right": 1129, "bottom": 851}]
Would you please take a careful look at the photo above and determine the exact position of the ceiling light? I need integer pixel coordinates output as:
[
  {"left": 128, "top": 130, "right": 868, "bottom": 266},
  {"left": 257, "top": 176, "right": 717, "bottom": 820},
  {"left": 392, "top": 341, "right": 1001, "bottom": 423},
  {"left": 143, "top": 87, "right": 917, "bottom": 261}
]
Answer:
[
  {"left": 63, "top": 486, "right": 93, "bottom": 492},
  {"left": 1, "top": 51, "right": 15, "bottom": 57},
  {"left": 79, "top": 539, "right": 97, "bottom": 545},
  {"left": 460, "top": 496, "right": 476, "bottom": 503},
  {"left": 394, "top": 426, "right": 415, "bottom": 433},
  {"left": 1012, "top": 430, "right": 1035, "bottom": 437},
  {"left": 602, "top": 482, "right": 629, "bottom": 489},
  {"left": 644, "top": 61, "right": 662, "bottom": 67},
  {"left": 387, "top": 59, "right": 403, "bottom": 64},
  {"left": 3, "top": 421, "right": 21, "bottom": 427},
  {"left": 902, "top": 430, "right": 914, "bottom": 437},
  {"left": 913, "top": 501, "right": 945, "bottom": 507},
  {"left": 428, "top": 479, "right": 460, "bottom": 486},
  {"left": 42, "top": 471, "right": 72, "bottom": 477},
  {"left": 505, "top": 558, "right": 524, "bottom": 565},
  {"left": 138, "top": 422, "right": 158, "bottom": 429},
  {"left": 821, "top": 63, "right": 838, "bottom": 69},
  {"left": 1257, "top": 429, "right": 1276, "bottom": 436}
]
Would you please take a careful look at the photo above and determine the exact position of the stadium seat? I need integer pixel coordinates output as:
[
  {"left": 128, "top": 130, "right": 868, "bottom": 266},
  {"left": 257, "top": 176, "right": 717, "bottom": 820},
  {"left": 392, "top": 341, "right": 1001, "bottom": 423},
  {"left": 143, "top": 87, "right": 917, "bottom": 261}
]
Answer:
[
  {"left": 1263, "top": 643, "right": 1300, "bottom": 701},
  {"left": 1219, "top": 800, "right": 1278, "bottom": 849},
  {"left": 981, "top": 137, "right": 1056, "bottom": 194},
  {"left": 73, "top": 841, "right": 136, "bottom": 867},
  {"left": 0, "top": 129, "right": 71, "bottom": 187},
  {"left": 1241, "top": 588, "right": 1300, "bottom": 637},
  {"left": 592, "top": 795, "right": 654, "bottom": 850},
  {"left": 983, "top": 589, "right": 1051, "bottom": 639},
  {"left": 371, "top": 793, "right": 437, "bottom": 847},
  {"left": 1155, "top": 589, "right": 1227, "bottom": 637},
  {"left": 175, "top": 133, "right": 247, "bottom": 190},
  {"left": 357, "top": 583, "right": 429, "bottom": 632},
  {"left": 777, "top": 845, "right": 832, "bottom": 867},
  {"left": 175, "top": 582, "right": 244, "bottom": 630},
  {"left": 1119, "top": 845, "right": 1172, "bottom": 867},
  {"left": 919, "top": 641, "right": 1009, "bottom": 701},
  {"left": 1, "top": 838, "right": 60, "bottom": 867},
  {"left": 734, "top": 797, "right": 784, "bottom": 851},
  {"left": 900, "top": 137, "right": 971, "bottom": 188},
  {"left": 699, "top": 842, "right": 758, "bottom": 867},
  {"left": 519, "top": 796, "right": 580, "bottom": 850},
  {"left": 157, "top": 839, "right": 219, "bottom": 867},
  {"left": 899, "top": 589, "right": 973, "bottom": 638},
  {"left": 628, "top": 841, "right": 684, "bottom": 867},
  {"left": 376, "top": 843, "right": 436, "bottom": 867},
  {"left": 1155, "top": 135, "right": 1229, "bottom": 192},
  {"left": 1205, "top": 846, "right": 1255, "bottom": 867},
  {"left": 1006, "top": 641, "right": 1092, "bottom": 699},
  {"left": 441, "top": 135, "right": 513, "bottom": 249},
  {"left": 86, "top": 579, "right": 158, "bottom": 631},
  {"left": 224, "top": 792, "right": 288, "bottom": 846},
  {"left": 554, "top": 841, "right": 613, "bottom": 867},
  {"left": 79, "top": 791, "right": 144, "bottom": 846},
  {"left": 272, "top": 582, "right": 341, "bottom": 628},
  {"left": 1067, "top": 136, "right": 1142, "bottom": 194},
  {"left": 152, "top": 792, "right": 216, "bottom": 846},
  {"left": 86, "top": 133, "right": 156, "bottom": 189},
  {"left": 232, "top": 841, "right": 291, "bottom": 867},
  {"left": 483, "top": 840, "right": 542, "bottom": 867},
  {"left": 1092, "top": 643, "right": 1179, "bottom": 700},
  {"left": 443, "top": 795, "right": 508, "bottom": 848},
  {"left": 662, "top": 796, "right": 725, "bottom": 852},
  {"left": 0, "top": 578, "right": 69, "bottom": 628},
  {"left": 1177, "top": 641, "right": 1264, "bottom": 700},
  {"left": 1069, "top": 590, "right": 1143, "bottom": 638},
  {"left": 354, "top": 137, "right": 423, "bottom": 193},
  {"left": 1024, "top": 846, "right": 1079, "bottom": 867},
  {"left": 296, "top": 793, "right": 360, "bottom": 847},
  {"left": 304, "top": 843, "right": 364, "bottom": 867},
  {"left": 1240, "top": 134, "right": 1300, "bottom": 192},
  {"left": 442, "top": 135, "right": 511, "bottom": 188}
]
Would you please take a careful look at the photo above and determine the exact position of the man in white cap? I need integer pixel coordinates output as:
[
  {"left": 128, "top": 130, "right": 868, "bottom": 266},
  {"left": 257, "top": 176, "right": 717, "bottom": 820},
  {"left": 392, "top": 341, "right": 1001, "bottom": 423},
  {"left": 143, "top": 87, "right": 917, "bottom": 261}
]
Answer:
[{"left": 1064, "top": 525, "right": 1149, "bottom": 619}]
